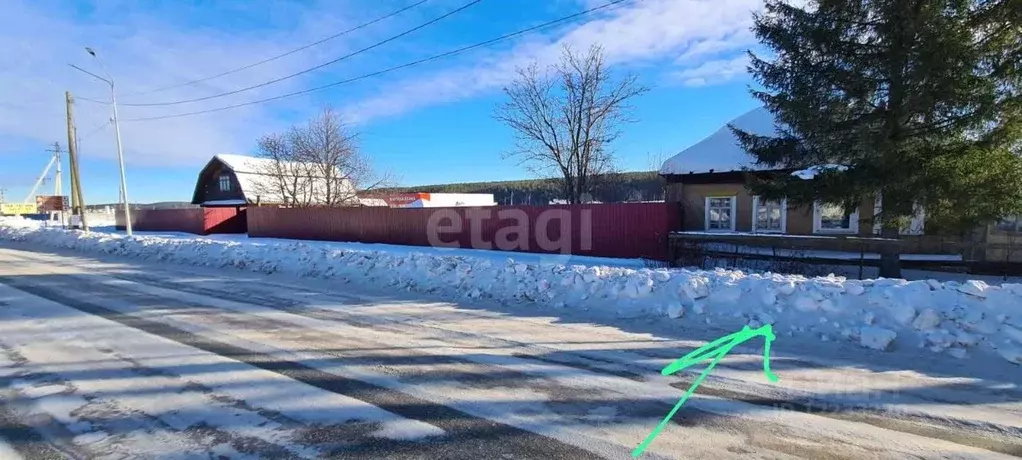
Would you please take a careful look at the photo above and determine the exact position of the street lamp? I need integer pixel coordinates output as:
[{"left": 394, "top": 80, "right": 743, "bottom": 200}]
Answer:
[{"left": 70, "top": 47, "right": 133, "bottom": 236}]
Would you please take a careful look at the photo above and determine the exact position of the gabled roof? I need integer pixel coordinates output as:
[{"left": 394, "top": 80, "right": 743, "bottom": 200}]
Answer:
[
  {"left": 660, "top": 107, "right": 778, "bottom": 176},
  {"left": 212, "top": 154, "right": 311, "bottom": 204},
  {"left": 194, "top": 154, "right": 356, "bottom": 206}
]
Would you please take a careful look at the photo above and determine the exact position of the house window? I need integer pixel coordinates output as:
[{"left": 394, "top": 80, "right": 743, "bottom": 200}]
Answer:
[
  {"left": 813, "top": 202, "right": 859, "bottom": 233},
  {"left": 752, "top": 197, "right": 786, "bottom": 233},
  {"left": 218, "top": 174, "right": 231, "bottom": 192},
  {"left": 996, "top": 216, "right": 1021, "bottom": 233},
  {"left": 704, "top": 196, "right": 736, "bottom": 232}
]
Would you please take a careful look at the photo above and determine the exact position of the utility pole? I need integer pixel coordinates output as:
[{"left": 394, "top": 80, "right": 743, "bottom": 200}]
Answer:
[
  {"left": 53, "top": 142, "right": 64, "bottom": 227},
  {"left": 53, "top": 142, "right": 62, "bottom": 199},
  {"left": 66, "top": 91, "right": 88, "bottom": 231},
  {"left": 44, "top": 142, "right": 66, "bottom": 227},
  {"left": 71, "top": 47, "right": 130, "bottom": 234}
]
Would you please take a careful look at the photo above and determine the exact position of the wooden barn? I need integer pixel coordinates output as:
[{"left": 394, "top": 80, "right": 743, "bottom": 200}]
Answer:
[{"left": 191, "top": 154, "right": 357, "bottom": 207}]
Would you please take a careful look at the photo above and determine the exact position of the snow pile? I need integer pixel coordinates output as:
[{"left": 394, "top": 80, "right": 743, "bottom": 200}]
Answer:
[
  {"left": 3, "top": 217, "right": 1022, "bottom": 365},
  {"left": 791, "top": 164, "right": 849, "bottom": 180}
]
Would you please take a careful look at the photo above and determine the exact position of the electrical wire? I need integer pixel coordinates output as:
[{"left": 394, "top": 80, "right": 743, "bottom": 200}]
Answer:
[
  {"left": 120, "top": 0, "right": 483, "bottom": 107},
  {"left": 77, "top": 121, "right": 111, "bottom": 142},
  {"left": 118, "top": 0, "right": 431, "bottom": 98},
  {"left": 75, "top": 95, "right": 111, "bottom": 105},
  {"left": 123, "top": 0, "right": 635, "bottom": 122}
]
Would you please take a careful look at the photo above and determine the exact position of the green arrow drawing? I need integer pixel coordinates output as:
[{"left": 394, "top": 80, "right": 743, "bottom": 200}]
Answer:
[{"left": 633, "top": 324, "right": 780, "bottom": 458}]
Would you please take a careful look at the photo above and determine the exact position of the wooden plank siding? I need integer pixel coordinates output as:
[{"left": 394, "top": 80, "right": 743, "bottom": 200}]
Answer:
[{"left": 668, "top": 181, "right": 875, "bottom": 237}]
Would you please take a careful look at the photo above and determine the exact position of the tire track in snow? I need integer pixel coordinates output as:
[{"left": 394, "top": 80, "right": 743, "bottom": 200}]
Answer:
[
  {"left": 0, "top": 355, "right": 76, "bottom": 460},
  {"left": 0, "top": 272, "right": 614, "bottom": 460},
  {"left": 30, "top": 270, "right": 996, "bottom": 460},
  {"left": 95, "top": 267, "right": 1022, "bottom": 455},
  {"left": 3, "top": 247, "right": 1018, "bottom": 459},
  {"left": 0, "top": 251, "right": 876, "bottom": 459},
  {"left": 0, "top": 322, "right": 315, "bottom": 459}
]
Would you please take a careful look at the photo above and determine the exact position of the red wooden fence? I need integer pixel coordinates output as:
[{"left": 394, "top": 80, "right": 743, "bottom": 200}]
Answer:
[
  {"left": 248, "top": 203, "right": 681, "bottom": 260},
  {"left": 116, "top": 207, "right": 247, "bottom": 235},
  {"left": 204, "top": 207, "right": 247, "bottom": 234}
]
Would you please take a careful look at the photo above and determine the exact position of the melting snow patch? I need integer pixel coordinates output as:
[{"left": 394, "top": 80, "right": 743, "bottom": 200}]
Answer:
[{"left": 371, "top": 419, "right": 445, "bottom": 441}]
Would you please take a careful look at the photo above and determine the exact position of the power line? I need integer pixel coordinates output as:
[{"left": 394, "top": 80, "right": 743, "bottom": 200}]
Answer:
[
  {"left": 123, "top": 0, "right": 635, "bottom": 122},
  {"left": 118, "top": 0, "right": 431, "bottom": 98},
  {"left": 75, "top": 95, "right": 111, "bottom": 105},
  {"left": 119, "top": 0, "right": 483, "bottom": 107},
  {"left": 78, "top": 121, "right": 111, "bottom": 141}
]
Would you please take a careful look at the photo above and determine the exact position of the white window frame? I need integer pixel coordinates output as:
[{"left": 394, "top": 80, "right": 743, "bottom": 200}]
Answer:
[
  {"left": 218, "top": 174, "right": 232, "bottom": 192},
  {"left": 752, "top": 196, "right": 787, "bottom": 233},
  {"left": 995, "top": 216, "right": 1021, "bottom": 233},
  {"left": 704, "top": 196, "right": 737, "bottom": 232},
  {"left": 873, "top": 193, "right": 926, "bottom": 235},
  {"left": 813, "top": 201, "right": 859, "bottom": 234}
]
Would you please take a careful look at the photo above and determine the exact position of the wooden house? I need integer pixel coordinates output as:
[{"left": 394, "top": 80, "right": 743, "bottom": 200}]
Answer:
[
  {"left": 660, "top": 107, "right": 1020, "bottom": 263},
  {"left": 191, "top": 154, "right": 356, "bottom": 207},
  {"left": 659, "top": 107, "right": 922, "bottom": 237}
]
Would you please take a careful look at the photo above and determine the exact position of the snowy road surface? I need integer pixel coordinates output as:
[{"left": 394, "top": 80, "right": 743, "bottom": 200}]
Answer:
[{"left": 0, "top": 243, "right": 1020, "bottom": 459}]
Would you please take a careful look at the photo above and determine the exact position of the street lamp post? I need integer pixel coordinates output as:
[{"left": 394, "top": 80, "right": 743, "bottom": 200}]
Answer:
[{"left": 70, "top": 47, "right": 133, "bottom": 236}]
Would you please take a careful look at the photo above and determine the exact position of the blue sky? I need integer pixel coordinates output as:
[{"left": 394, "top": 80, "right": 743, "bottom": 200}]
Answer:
[{"left": 1, "top": 0, "right": 763, "bottom": 204}]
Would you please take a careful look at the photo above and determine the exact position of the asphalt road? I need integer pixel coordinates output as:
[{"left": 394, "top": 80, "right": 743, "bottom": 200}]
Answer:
[{"left": 0, "top": 243, "right": 1018, "bottom": 459}]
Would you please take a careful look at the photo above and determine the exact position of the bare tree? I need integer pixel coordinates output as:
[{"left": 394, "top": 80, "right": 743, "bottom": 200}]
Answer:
[
  {"left": 297, "top": 107, "right": 393, "bottom": 206},
  {"left": 646, "top": 149, "right": 668, "bottom": 173},
  {"left": 255, "top": 107, "right": 393, "bottom": 207},
  {"left": 254, "top": 131, "right": 316, "bottom": 206},
  {"left": 495, "top": 45, "right": 648, "bottom": 204}
]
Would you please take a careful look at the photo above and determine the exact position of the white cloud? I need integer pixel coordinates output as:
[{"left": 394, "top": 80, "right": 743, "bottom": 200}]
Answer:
[
  {"left": 0, "top": 0, "right": 767, "bottom": 170},
  {"left": 345, "top": 0, "right": 763, "bottom": 122},
  {"left": 671, "top": 54, "right": 751, "bottom": 87},
  {"left": 675, "top": 28, "right": 757, "bottom": 63},
  {"left": 0, "top": 0, "right": 388, "bottom": 167}
]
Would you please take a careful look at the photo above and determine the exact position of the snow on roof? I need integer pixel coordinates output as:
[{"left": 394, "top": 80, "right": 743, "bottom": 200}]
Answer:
[
  {"left": 214, "top": 154, "right": 281, "bottom": 175},
  {"left": 211, "top": 154, "right": 355, "bottom": 205},
  {"left": 791, "top": 164, "right": 849, "bottom": 180},
  {"left": 660, "top": 107, "right": 778, "bottom": 175}
]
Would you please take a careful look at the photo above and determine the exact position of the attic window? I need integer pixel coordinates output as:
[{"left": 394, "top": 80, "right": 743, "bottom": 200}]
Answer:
[{"left": 218, "top": 174, "right": 232, "bottom": 192}]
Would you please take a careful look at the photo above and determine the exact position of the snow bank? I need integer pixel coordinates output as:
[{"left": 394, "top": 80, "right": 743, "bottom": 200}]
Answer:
[{"left": 2, "top": 217, "right": 1021, "bottom": 366}]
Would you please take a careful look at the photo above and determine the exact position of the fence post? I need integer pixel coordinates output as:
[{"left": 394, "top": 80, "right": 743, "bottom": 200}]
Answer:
[
  {"left": 858, "top": 243, "right": 865, "bottom": 280},
  {"left": 878, "top": 239, "right": 901, "bottom": 278}
]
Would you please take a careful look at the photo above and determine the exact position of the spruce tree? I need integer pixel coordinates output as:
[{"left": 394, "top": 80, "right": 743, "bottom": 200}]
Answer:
[{"left": 733, "top": 0, "right": 1022, "bottom": 276}]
